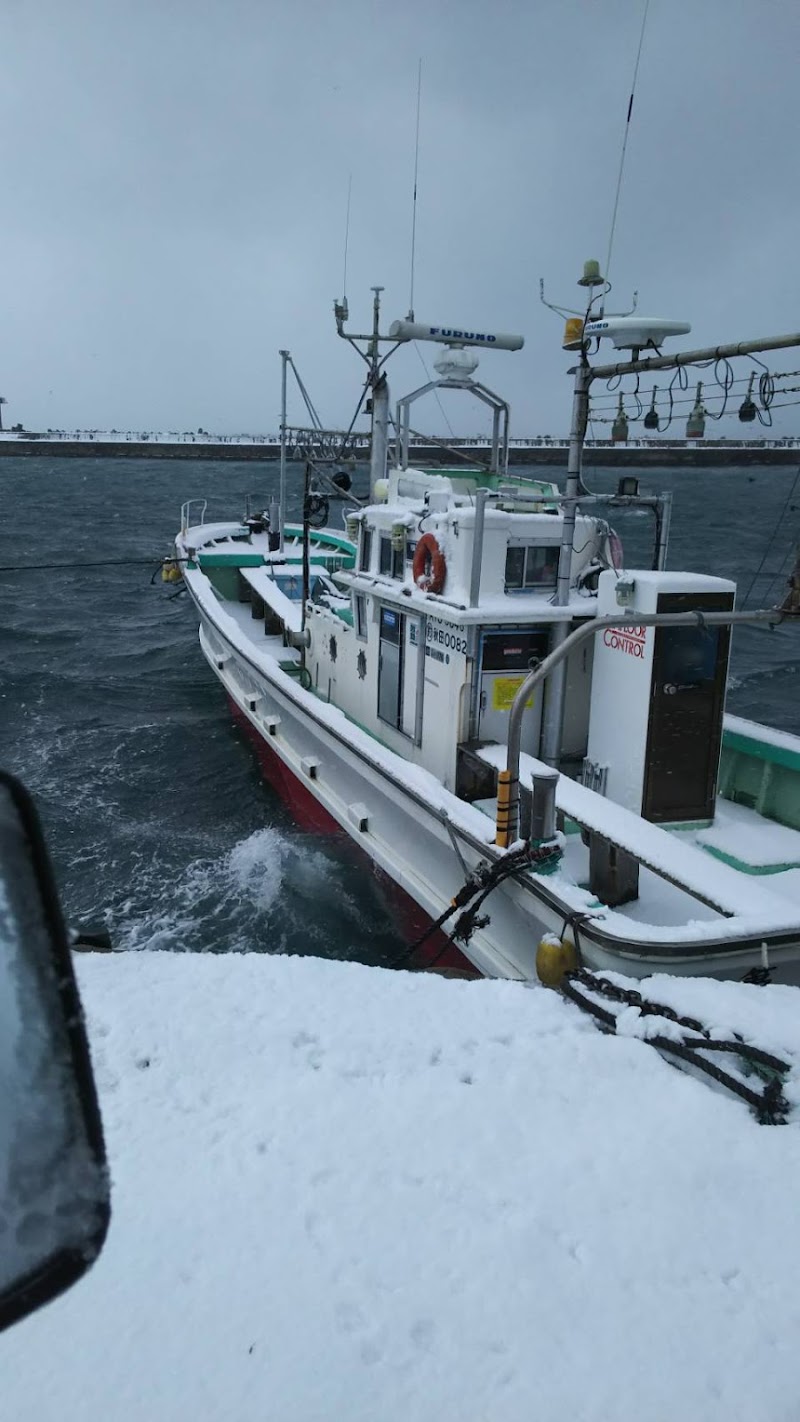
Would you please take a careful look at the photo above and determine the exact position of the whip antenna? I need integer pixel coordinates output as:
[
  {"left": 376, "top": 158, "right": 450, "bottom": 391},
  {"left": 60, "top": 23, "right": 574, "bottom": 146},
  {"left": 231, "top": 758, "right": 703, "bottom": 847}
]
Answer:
[
  {"left": 602, "top": 0, "right": 651, "bottom": 312},
  {"left": 408, "top": 58, "right": 422, "bottom": 320},
  {"left": 342, "top": 173, "right": 352, "bottom": 306}
]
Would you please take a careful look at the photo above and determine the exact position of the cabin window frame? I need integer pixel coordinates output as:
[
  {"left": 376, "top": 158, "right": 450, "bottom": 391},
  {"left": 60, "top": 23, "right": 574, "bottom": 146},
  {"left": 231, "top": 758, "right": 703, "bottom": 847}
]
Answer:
[
  {"left": 354, "top": 592, "right": 368, "bottom": 641},
  {"left": 359, "top": 526, "right": 373, "bottom": 573},
  {"left": 504, "top": 542, "right": 560, "bottom": 593},
  {"left": 378, "top": 534, "right": 404, "bottom": 579}
]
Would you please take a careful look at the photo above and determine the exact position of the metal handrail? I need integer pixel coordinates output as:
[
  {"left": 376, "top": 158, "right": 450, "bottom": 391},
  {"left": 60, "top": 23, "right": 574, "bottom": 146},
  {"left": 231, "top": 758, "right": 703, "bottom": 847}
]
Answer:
[
  {"left": 180, "top": 499, "right": 208, "bottom": 534},
  {"left": 500, "top": 606, "right": 785, "bottom": 846}
]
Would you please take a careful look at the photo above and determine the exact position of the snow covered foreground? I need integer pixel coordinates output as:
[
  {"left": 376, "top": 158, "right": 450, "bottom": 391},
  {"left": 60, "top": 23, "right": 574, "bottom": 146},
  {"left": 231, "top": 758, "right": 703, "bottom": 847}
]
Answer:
[{"left": 5, "top": 953, "right": 800, "bottom": 1422}]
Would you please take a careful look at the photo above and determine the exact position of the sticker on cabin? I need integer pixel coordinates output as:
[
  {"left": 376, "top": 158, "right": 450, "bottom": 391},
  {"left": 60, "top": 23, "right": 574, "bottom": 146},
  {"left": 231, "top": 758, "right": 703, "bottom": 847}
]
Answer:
[
  {"left": 426, "top": 618, "right": 468, "bottom": 656},
  {"left": 602, "top": 626, "right": 647, "bottom": 659},
  {"left": 492, "top": 676, "right": 535, "bottom": 712}
]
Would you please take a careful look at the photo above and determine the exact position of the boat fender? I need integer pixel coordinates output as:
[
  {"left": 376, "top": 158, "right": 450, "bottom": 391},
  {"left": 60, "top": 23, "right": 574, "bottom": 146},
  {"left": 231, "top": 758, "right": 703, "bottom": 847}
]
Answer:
[
  {"left": 535, "top": 933, "right": 577, "bottom": 988},
  {"left": 608, "top": 530, "right": 624, "bottom": 571},
  {"left": 412, "top": 533, "right": 446, "bottom": 594},
  {"left": 161, "top": 557, "right": 181, "bottom": 583}
]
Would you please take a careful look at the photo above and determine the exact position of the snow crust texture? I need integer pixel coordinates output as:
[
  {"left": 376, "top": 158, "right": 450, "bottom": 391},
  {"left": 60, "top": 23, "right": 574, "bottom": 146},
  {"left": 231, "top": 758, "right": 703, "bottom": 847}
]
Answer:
[{"left": 4, "top": 952, "right": 800, "bottom": 1422}]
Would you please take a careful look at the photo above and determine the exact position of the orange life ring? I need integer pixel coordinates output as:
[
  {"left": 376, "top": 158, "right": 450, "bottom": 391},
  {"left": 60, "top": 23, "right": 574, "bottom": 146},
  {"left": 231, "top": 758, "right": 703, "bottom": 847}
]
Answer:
[{"left": 412, "top": 532, "right": 447, "bottom": 594}]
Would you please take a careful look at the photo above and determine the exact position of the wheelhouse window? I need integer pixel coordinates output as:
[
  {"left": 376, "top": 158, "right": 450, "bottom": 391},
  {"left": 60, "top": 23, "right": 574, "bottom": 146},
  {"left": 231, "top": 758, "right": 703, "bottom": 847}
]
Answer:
[
  {"left": 504, "top": 544, "right": 559, "bottom": 593},
  {"left": 359, "top": 527, "right": 372, "bottom": 573},
  {"left": 379, "top": 535, "right": 404, "bottom": 579},
  {"left": 354, "top": 592, "right": 368, "bottom": 640}
]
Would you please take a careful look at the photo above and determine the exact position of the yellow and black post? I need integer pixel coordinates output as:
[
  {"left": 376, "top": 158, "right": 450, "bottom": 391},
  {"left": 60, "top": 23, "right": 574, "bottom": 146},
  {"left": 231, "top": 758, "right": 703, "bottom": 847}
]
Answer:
[{"left": 495, "top": 769, "right": 517, "bottom": 849}]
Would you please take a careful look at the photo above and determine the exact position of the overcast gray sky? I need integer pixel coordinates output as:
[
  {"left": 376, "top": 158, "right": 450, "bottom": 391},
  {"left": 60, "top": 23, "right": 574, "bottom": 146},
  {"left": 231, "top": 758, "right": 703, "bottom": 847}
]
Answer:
[{"left": 1, "top": 0, "right": 798, "bottom": 437}]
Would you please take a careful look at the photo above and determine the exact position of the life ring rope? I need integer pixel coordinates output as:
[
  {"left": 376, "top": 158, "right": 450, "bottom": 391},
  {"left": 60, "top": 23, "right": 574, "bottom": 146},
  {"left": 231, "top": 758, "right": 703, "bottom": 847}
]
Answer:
[{"left": 412, "top": 533, "right": 447, "bottom": 594}]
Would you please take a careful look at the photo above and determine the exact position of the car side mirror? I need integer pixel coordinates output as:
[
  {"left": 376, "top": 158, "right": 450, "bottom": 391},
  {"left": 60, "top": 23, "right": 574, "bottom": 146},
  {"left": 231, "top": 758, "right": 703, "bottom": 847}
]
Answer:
[{"left": 0, "top": 771, "right": 110, "bottom": 1333}]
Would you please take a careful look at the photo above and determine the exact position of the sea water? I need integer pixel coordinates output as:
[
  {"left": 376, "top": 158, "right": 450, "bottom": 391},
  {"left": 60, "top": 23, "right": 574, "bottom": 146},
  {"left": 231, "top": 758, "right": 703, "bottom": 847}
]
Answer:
[{"left": 1, "top": 455, "right": 798, "bottom": 959}]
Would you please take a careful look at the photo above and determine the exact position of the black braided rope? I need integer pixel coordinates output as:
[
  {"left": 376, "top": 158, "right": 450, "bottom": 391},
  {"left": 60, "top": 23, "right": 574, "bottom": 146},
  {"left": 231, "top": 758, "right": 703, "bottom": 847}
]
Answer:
[{"left": 562, "top": 973, "right": 791, "bottom": 1125}]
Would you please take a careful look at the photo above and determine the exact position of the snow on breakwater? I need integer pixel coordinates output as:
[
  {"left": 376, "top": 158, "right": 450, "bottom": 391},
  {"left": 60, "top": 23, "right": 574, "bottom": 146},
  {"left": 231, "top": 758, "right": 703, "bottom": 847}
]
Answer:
[{"left": 3, "top": 951, "right": 800, "bottom": 1422}]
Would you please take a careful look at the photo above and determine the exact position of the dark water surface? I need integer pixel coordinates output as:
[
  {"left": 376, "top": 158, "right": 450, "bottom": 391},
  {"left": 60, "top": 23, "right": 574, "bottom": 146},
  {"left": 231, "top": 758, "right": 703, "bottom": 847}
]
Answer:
[{"left": 1, "top": 456, "right": 798, "bottom": 958}]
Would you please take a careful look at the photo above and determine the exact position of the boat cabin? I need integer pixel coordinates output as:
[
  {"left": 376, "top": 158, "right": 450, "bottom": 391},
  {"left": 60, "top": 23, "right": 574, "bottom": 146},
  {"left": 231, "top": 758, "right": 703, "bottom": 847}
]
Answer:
[{"left": 305, "top": 464, "right": 611, "bottom": 794}]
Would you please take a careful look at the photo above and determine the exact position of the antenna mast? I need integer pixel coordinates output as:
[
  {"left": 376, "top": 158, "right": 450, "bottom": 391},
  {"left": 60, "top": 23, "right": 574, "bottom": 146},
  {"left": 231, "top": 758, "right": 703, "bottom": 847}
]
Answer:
[
  {"left": 602, "top": 0, "right": 651, "bottom": 313},
  {"left": 408, "top": 59, "right": 423, "bottom": 320},
  {"left": 342, "top": 174, "right": 352, "bottom": 308}
]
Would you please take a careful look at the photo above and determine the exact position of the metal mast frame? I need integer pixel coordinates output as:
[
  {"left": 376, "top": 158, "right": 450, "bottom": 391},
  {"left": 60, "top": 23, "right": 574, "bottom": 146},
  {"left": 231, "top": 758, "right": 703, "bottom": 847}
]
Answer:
[{"left": 538, "top": 327, "right": 800, "bottom": 769}]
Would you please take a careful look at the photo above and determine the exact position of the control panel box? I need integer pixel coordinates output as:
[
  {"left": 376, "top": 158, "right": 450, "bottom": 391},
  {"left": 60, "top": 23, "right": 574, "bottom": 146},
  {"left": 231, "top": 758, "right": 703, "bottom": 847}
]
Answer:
[{"left": 585, "top": 570, "right": 735, "bottom": 824}]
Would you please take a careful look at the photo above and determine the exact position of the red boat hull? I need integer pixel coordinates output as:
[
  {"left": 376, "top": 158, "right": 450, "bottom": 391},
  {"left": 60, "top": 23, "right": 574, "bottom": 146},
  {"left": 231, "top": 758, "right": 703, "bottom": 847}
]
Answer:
[{"left": 228, "top": 697, "right": 479, "bottom": 977}]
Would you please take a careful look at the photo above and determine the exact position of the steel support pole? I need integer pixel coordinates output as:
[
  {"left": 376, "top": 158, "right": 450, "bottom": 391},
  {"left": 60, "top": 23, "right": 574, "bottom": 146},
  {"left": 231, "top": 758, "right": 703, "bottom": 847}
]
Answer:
[
  {"left": 539, "top": 359, "right": 591, "bottom": 767},
  {"left": 656, "top": 492, "right": 672, "bottom": 570},
  {"left": 278, "top": 349, "right": 289, "bottom": 553},
  {"left": 469, "top": 488, "right": 488, "bottom": 606},
  {"left": 370, "top": 373, "right": 390, "bottom": 497}
]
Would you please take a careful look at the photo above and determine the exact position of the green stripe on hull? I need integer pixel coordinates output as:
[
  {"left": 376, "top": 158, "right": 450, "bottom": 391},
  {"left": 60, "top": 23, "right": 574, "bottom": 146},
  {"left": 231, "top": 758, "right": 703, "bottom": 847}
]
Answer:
[
  {"left": 720, "top": 725, "right": 800, "bottom": 833},
  {"left": 723, "top": 728, "right": 800, "bottom": 774},
  {"left": 700, "top": 844, "right": 800, "bottom": 876},
  {"left": 198, "top": 552, "right": 265, "bottom": 567}
]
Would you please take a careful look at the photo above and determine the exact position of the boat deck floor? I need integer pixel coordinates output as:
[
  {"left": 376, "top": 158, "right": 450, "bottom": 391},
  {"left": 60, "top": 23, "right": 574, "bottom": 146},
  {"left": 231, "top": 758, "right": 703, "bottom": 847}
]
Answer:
[
  {"left": 213, "top": 597, "right": 300, "bottom": 667},
  {"left": 470, "top": 796, "right": 724, "bottom": 929},
  {"left": 472, "top": 743, "right": 800, "bottom": 936}
]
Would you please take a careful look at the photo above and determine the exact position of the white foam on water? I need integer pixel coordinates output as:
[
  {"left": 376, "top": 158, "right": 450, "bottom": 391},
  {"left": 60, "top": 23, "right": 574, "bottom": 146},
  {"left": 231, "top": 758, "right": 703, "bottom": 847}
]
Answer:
[
  {"left": 111, "top": 826, "right": 342, "bottom": 956},
  {"left": 225, "top": 827, "right": 289, "bottom": 911},
  {"left": 112, "top": 826, "right": 290, "bottom": 953}
]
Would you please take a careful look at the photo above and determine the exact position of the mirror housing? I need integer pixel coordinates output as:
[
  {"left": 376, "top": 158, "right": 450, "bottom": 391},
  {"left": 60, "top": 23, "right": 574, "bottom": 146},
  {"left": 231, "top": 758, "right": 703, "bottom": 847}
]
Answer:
[{"left": 0, "top": 771, "right": 110, "bottom": 1333}]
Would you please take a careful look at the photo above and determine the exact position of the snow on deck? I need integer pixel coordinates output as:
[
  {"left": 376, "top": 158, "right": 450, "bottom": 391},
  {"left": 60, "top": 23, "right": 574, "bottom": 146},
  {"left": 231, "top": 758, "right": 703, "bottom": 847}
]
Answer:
[
  {"left": 240, "top": 565, "right": 304, "bottom": 634},
  {"left": 694, "top": 798, "right": 800, "bottom": 869},
  {"left": 4, "top": 952, "right": 800, "bottom": 1422},
  {"left": 477, "top": 744, "right": 800, "bottom": 931}
]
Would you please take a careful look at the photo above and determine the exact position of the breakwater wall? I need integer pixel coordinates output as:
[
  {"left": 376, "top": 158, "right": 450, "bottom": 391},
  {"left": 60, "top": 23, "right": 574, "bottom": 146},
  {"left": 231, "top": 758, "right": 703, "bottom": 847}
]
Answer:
[{"left": 0, "top": 439, "right": 797, "bottom": 466}]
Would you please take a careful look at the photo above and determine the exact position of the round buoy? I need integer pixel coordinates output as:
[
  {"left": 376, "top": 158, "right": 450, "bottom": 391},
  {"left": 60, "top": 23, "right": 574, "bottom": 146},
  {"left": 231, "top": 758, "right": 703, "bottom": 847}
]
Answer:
[{"left": 536, "top": 934, "right": 577, "bottom": 988}]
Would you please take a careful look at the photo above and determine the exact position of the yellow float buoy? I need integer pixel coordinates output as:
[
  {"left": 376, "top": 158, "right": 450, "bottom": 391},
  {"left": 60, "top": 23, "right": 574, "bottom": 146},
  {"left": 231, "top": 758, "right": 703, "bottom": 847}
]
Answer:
[{"left": 536, "top": 933, "right": 577, "bottom": 988}]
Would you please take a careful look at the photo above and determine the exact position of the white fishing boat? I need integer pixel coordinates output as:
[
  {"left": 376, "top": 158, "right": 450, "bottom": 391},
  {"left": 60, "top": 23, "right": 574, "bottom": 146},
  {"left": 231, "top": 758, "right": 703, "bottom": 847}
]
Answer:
[{"left": 172, "top": 276, "right": 800, "bottom": 984}]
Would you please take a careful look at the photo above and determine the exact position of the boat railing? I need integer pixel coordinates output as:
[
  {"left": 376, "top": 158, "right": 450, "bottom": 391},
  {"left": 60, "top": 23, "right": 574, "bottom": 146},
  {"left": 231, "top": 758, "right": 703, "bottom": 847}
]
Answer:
[
  {"left": 181, "top": 499, "right": 208, "bottom": 534},
  {"left": 500, "top": 605, "right": 787, "bottom": 847}
]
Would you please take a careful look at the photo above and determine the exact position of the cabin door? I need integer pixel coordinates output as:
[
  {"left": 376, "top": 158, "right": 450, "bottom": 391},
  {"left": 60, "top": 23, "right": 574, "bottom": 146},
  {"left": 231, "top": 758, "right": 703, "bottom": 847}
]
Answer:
[
  {"left": 642, "top": 592, "right": 732, "bottom": 823},
  {"left": 478, "top": 629, "right": 548, "bottom": 752},
  {"left": 378, "top": 607, "right": 404, "bottom": 729}
]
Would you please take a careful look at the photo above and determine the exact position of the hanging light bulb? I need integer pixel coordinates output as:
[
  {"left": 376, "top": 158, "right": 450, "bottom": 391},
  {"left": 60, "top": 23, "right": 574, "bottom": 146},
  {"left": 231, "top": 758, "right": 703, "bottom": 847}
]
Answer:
[
  {"left": 686, "top": 381, "right": 706, "bottom": 439},
  {"left": 643, "top": 386, "right": 659, "bottom": 431},
  {"left": 611, "top": 393, "right": 629, "bottom": 442},
  {"left": 739, "top": 371, "right": 757, "bottom": 423}
]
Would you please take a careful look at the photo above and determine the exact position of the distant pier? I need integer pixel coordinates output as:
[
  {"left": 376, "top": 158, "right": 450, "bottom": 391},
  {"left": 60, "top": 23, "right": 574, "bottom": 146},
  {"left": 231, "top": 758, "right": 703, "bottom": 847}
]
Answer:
[{"left": 0, "top": 434, "right": 798, "bottom": 466}]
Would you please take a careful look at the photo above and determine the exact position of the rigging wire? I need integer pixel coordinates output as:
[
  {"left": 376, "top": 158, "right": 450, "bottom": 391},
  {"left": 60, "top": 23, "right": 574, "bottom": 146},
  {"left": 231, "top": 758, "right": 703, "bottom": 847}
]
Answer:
[
  {"left": 741, "top": 465, "right": 800, "bottom": 608},
  {"left": 288, "top": 356, "right": 324, "bottom": 431},
  {"left": 602, "top": 0, "right": 652, "bottom": 306},
  {"left": 414, "top": 342, "right": 456, "bottom": 439},
  {"left": 761, "top": 540, "right": 797, "bottom": 612},
  {"left": 403, "top": 419, "right": 497, "bottom": 474},
  {"left": 0, "top": 557, "right": 168, "bottom": 573}
]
